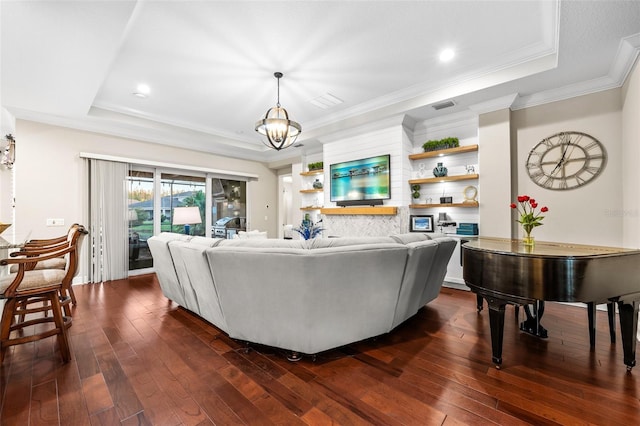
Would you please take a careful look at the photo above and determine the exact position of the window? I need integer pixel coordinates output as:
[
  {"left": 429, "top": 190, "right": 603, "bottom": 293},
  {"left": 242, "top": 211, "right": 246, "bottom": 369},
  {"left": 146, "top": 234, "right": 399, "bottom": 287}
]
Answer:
[
  {"left": 160, "top": 173, "right": 206, "bottom": 236},
  {"left": 211, "top": 179, "right": 246, "bottom": 238}
]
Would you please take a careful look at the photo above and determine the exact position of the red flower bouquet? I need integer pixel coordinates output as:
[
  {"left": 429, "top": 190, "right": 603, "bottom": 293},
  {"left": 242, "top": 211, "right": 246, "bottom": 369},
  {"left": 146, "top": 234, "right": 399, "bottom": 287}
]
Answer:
[{"left": 510, "top": 195, "right": 549, "bottom": 244}]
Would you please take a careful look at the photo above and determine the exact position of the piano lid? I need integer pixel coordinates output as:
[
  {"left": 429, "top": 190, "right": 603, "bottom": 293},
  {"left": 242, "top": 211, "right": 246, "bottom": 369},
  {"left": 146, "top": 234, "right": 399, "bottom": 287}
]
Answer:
[{"left": 462, "top": 237, "right": 640, "bottom": 258}]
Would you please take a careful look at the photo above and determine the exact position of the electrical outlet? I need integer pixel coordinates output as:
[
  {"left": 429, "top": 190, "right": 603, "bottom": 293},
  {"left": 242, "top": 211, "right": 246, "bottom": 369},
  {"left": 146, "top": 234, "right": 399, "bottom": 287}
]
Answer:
[{"left": 46, "top": 218, "right": 65, "bottom": 227}]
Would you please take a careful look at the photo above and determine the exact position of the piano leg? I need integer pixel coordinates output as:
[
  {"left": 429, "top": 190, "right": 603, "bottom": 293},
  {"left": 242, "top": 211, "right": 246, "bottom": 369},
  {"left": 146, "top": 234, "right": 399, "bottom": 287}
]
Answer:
[
  {"left": 486, "top": 299, "right": 507, "bottom": 368},
  {"left": 607, "top": 302, "right": 616, "bottom": 344},
  {"left": 520, "top": 301, "right": 548, "bottom": 338},
  {"left": 477, "top": 294, "right": 483, "bottom": 312},
  {"left": 587, "top": 302, "right": 596, "bottom": 347},
  {"left": 617, "top": 299, "right": 638, "bottom": 371}
]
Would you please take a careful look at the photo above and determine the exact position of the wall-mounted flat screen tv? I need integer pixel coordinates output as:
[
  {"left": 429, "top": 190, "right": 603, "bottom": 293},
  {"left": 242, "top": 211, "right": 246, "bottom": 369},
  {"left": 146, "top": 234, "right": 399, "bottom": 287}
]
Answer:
[{"left": 330, "top": 154, "right": 391, "bottom": 204}]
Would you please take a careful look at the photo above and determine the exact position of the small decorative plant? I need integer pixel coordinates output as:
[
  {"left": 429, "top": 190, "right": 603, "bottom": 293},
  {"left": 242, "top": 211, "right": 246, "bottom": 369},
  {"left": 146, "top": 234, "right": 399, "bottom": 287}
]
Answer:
[
  {"left": 510, "top": 195, "right": 549, "bottom": 243},
  {"left": 411, "top": 184, "right": 421, "bottom": 199},
  {"left": 294, "top": 217, "right": 324, "bottom": 240},
  {"left": 422, "top": 137, "right": 459, "bottom": 152},
  {"left": 308, "top": 161, "right": 324, "bottom": 171}
]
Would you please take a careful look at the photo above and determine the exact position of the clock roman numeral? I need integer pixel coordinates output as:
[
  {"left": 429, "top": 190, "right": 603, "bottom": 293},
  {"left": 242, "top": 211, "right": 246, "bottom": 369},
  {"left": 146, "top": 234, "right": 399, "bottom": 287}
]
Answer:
[
  {"left": 584, "top": 166, "right": 600, "bottom": 175},
  {"left": 541, "top": 138, "right": 554, "bottom": 148},
  {"left": 583, "top": 140, "right": 600, "bottom": 151}
]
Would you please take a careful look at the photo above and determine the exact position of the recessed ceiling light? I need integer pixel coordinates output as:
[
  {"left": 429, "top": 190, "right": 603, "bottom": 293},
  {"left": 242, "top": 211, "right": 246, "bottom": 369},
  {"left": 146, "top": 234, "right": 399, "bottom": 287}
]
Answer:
[
  {"left": 439, "top": 49, "right": 455, "bottom": 62},
  {"left": 132, "top": 83, "right": 150, "bottom": 98}
]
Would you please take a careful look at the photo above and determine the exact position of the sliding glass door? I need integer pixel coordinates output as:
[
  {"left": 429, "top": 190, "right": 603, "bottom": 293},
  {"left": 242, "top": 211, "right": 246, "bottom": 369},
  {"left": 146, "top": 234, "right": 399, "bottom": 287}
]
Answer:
[{"left": 127, "top": 168, "right": 247, "bottom": 273}]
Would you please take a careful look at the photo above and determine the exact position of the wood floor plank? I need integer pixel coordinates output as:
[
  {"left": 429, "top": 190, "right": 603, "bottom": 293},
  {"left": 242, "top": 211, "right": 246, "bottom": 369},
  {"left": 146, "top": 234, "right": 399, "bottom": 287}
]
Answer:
[
  {"left": 56, "top": 360, "right": 92, "bottom": 426},
  {"left": 29, "top": 379, "right": 58, "bottom": 426},
  {"left": 81, "top": 373, "right": 113, "bottom": 416}
]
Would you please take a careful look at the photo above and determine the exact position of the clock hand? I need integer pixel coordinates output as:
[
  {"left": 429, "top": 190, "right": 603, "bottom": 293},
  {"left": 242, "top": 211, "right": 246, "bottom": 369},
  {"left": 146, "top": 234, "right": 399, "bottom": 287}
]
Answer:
[{"left": 550, "top": 141, "right": 572, "bottom": 176}]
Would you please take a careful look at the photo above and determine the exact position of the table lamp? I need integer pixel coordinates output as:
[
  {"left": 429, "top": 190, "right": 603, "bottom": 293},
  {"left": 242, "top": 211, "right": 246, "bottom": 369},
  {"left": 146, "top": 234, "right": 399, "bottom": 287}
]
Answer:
[{"left": 172, "top": 206, "right": 202, "bottom": 235}]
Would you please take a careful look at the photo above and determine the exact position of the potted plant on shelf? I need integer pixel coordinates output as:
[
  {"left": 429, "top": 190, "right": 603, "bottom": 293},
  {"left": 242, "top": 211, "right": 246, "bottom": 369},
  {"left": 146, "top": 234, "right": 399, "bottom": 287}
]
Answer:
[
  {"left": 307, "top": 161, "right": 323, "bottom": 171},
  {"left": 422, "top": 137, "right": 460, "bottom": 152}
]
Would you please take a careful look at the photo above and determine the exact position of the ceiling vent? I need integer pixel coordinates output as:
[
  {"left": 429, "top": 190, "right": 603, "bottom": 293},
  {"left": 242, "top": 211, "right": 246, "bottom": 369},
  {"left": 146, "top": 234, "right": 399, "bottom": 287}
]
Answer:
[
  {"left": 432, "top": 100, "right": 456, "bottom": 110},
  {"left": 309, "top": 93, "right": 344, "bottom": 110}
]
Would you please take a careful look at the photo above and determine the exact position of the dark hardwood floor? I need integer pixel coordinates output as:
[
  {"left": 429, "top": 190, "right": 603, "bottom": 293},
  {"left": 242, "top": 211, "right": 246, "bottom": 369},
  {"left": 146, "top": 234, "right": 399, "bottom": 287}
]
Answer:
[{"left": 1, "top": 274, "right": 639, "bottom": 425}]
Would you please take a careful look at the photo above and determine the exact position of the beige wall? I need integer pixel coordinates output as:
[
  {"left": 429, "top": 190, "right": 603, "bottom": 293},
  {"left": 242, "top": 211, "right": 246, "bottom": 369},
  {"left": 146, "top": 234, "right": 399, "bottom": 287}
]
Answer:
[
  {"left": 11, "top": 120, "right": 278, "bottom": 279},
  {"left": 511, "top": 89, "right": 623, "bottom": 246},
  {"left": 622, "top": 59, "right": 640, "bottom": 248},
  {"left": 478, "top": 109, "right": 512, "bottom": 238}
]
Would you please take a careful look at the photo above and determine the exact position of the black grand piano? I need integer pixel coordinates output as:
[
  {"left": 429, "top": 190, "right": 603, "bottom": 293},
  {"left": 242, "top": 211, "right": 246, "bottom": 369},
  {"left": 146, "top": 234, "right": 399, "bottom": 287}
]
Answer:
[{"left": 462, "top": 237, "right": 640, "bottom": 370}]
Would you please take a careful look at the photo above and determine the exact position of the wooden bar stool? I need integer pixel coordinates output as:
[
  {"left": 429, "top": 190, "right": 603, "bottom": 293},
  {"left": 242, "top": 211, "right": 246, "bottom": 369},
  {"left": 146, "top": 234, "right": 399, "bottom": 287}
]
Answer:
[
  {"left": 10, "top": 225, "right": 87, "bottom": 316},
  {"left": 0, "top": 244, "right": 79, "bottom": 363}
]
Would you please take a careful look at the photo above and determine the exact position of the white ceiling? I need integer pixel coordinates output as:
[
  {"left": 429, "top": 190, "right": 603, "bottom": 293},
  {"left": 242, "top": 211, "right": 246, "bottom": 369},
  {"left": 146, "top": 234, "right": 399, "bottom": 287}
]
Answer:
[{"left": 2, "top": 1, "right": 640, "bottom": 165}]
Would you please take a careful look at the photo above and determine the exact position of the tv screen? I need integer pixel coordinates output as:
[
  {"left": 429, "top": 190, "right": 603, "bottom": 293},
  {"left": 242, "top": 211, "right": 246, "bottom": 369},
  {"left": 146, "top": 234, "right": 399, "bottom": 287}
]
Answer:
[{"left": 330, "top": 154, "right": 391, "bottom": 202}]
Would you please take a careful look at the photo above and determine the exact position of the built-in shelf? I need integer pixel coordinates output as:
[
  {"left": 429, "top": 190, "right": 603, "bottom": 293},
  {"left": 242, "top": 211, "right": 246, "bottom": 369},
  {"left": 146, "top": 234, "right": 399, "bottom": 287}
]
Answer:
[
  {"left": 409, "top": 202, "right": 479, "bottom": 208},
  {"left": 409, "top": 144, "right": 478, "bottom": 160},
  {"left": 408, "top": 174, "right": 479, "bottom": 185},
  {"left": 300, "top": 169, "right": 324, "bottom": 176},
  {"left": 321, "top": 206, "right": 398, "bottom": 216},
  {"left": 299, "top": 188, "right": 324, "bottom": 193},
  {"left": 300, "top": 206, "right": 323, "bottom": 211}
]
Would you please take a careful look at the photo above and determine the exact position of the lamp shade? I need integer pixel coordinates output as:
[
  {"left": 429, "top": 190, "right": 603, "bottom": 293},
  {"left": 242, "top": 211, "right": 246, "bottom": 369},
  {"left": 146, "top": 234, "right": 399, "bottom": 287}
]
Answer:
[{"left": 172, "top": 206, "right": 202, "bottom": 225}]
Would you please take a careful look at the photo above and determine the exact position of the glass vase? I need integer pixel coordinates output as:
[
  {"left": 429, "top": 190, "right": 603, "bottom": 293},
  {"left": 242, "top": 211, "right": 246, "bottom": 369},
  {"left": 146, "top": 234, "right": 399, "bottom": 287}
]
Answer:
[{"left": 522, "top": 234, "right": 535, "bottom": 247}]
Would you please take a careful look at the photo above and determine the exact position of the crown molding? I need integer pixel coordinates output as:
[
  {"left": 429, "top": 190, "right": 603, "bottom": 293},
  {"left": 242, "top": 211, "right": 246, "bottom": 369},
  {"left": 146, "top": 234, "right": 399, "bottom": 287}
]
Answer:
[
  {"left": 468, "top": 93, "right": 520, "bottom": 115},
  {"left": 512, "top": 32, "right": 640, "bottom": 110}
]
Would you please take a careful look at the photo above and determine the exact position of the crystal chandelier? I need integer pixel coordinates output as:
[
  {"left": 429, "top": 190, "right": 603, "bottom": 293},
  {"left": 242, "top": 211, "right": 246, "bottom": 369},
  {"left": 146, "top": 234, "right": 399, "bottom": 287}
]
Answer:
[{"left": 255, "top": 72, "right": 302, "bottom": 150}]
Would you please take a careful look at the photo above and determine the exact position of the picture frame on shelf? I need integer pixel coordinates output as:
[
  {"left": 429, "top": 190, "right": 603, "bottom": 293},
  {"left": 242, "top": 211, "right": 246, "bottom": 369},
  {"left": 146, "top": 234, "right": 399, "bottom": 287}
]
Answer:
[{"left": 410, "top": 215, "right": 434, "bottom": 233}]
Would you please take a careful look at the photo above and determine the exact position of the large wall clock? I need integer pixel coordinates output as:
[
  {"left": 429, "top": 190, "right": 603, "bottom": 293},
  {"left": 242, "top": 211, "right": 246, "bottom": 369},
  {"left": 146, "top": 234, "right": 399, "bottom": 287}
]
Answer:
[{"left": 526, "top": 131, "right": 607, "bottom": 190}]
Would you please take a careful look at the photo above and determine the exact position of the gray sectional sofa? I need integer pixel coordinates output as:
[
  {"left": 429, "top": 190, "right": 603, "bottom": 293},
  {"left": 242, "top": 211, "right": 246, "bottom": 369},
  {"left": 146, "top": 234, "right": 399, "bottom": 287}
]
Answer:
[{"left": 148, "top": 232, "right": 456, "bottom": 356}]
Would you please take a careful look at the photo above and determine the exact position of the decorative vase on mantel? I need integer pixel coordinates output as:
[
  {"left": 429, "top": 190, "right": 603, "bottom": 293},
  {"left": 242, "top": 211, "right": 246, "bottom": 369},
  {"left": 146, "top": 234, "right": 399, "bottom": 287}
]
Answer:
[{"left": 433, "top": 162, "right": 448, "bottom": 177}]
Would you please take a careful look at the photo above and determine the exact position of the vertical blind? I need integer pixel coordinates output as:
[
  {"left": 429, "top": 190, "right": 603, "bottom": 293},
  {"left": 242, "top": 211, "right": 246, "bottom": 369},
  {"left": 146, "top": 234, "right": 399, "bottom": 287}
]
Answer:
[{"left": 88, "top": 159, "right": 129, "bottom": 282}]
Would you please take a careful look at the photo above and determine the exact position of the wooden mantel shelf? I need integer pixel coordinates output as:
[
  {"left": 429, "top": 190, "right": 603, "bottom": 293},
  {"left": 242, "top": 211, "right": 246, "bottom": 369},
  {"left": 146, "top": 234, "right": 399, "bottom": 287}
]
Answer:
[{"left": 320, "top": 206, "right": 398, "bottom": 216}]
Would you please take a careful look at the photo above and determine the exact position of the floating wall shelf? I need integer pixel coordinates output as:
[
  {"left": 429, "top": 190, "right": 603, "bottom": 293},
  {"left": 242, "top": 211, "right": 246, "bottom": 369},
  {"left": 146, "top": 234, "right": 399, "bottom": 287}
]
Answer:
[
  {"left": 408, "top": 174, "right": 479, "bottom": 185},
  {"left": 300, "top": 169, "right": 324, "bottom": 176},
  {"left": 321, "top": 207, "right": 398, "bottom": 216},
  {"left": 409, "top": 144, "right": 478, "bottom": 160},
  {"left": 409, "top": 202, "right": 479, "bottom": 209}
]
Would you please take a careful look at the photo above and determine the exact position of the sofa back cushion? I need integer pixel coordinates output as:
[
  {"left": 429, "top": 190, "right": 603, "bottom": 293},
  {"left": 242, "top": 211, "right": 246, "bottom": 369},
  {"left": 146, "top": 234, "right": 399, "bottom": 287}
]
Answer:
[
  {"left": 218, "top": 238, "right": 308, "bottom": 249},
  {"left": 390, "top": 233, "right": 431, "bottom": 244},
  {"left": 147, "top": 233, "right": 192, "bottom": 306},
  {"left": 308, "top": 236, "right": 395, "bottom": 249},
  {"left": 189, "top": 236, "right": 224, "bottom": 247},
  {"left": 205, "top": 242, "right": 408, "bottom": 354},
  {"left": 168, "top": 241, "right": 228, "bottom": 331},
  {"left": 420, "top": 237, "right": 457, "bottom": 305},
  {"left": 392, "top": 239, "right": 439, "bottom": 328},
  {"left": 235, "top": 230, "right": 268, "bottom": 239}
]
